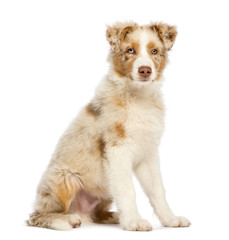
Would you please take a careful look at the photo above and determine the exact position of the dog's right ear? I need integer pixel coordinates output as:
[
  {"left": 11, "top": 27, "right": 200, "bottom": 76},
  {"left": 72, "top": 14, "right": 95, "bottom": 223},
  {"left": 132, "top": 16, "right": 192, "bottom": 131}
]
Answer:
[{"left": 106, "top": 22, "right": 138, "bottom": 52}]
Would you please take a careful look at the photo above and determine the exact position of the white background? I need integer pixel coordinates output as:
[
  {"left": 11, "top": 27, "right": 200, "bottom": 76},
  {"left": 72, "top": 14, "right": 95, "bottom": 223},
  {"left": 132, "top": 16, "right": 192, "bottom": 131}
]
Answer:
[{"left": 0, "top": 0, "right": 229, "bottom": 239}]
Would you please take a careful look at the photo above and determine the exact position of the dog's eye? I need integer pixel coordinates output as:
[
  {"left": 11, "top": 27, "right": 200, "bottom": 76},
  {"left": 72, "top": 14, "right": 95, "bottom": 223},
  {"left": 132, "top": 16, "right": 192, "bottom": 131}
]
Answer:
[
  {"left": 151, "top": 49, "right": 158, "bottom": 55},
  {"left": 127, "top": 48, "right": 135, "bottom": 54}
]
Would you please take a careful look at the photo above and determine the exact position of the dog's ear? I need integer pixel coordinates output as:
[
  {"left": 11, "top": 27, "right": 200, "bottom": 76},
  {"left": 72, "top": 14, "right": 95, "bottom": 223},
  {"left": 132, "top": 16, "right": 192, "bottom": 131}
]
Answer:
[
  {"left": 106, "top": 22, "right": 138, "bottom": 51},
  {"left": 150, "top": 23, "right": 177, "bottom": 51}
]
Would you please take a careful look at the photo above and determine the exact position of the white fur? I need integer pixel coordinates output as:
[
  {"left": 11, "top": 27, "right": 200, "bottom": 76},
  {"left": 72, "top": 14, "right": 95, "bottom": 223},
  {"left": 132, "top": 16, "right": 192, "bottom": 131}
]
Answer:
[
  {"left": 51, "top": 219, "right": 72, "bottom": 231},
  {"left": 102, "top": 71, "right": 190, "bottom": 230},
  {"left": 131, "top": 30, "right": 161, "bottom": 83}
]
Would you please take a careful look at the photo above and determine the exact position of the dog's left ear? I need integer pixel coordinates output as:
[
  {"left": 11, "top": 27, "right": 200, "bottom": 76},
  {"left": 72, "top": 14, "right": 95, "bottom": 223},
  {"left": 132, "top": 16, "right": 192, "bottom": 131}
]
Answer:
[{"left": 150, "top": 23, "right": 177, "bottom": 51}]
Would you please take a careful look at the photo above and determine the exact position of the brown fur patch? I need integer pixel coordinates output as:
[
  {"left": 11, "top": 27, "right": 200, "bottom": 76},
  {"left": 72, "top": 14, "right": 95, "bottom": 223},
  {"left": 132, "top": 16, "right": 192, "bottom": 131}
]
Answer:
[
  {"left": 94, "top": 211, "right": 115, "bottom": 222},
  {"left": 114, "top": 123, "right": 126, "bottom": 138},
  {"left": 113, "top": 97, "right": 127, "bottom": 108},
  {"left": 146, "top": 41, "right": 163, "bottom": 70},
  {"left": 125, "top": 41, "right": 140, "bottom": 54},
  {"left": 97, "top": 137, "right": 106, "bottom": 157},
  {"left": 112, "top": 41, "right": 139, "bottom": 79},
  {"left": 157, "top": 54, "right": 167, "bottom": 79},
  {"left": 120, "top": 26, "right": 134, "bottom": 45},
  {"left": 149, "top": 23, "right": 177, "bottom": 50},
  {"left": 41, "top": 191, "right": 50, "bottom": 197},
  {"left": 56, "top": 182, "right": 76, "bottom": 213},
  {"left": 86, "top": 103, "right": 102, "bottom": 117},
  {"left": 91, "top": 200, "right": 118, "bottom": 224},
  {"left": 145, "top": 41, "right": 167, "bottom": 80},
  {"left": 147, "top": 41, "right": 157, "bottom": 51}
]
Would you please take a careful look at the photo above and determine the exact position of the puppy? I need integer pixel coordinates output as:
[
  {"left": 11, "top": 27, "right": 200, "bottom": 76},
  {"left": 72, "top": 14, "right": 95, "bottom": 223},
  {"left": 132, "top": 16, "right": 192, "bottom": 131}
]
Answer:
[{"left": 28, "top": 22, "right": 190, "bottom": 231}]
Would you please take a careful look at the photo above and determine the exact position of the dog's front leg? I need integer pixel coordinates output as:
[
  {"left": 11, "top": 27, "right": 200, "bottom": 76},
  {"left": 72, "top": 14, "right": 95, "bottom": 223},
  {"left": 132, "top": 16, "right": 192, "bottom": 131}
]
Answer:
[
  {"left": 105, "top": 145, "right": 152, "bottom": 231},
  {"left": 134, "top": 150, "right": 191, "bottom": 228}
]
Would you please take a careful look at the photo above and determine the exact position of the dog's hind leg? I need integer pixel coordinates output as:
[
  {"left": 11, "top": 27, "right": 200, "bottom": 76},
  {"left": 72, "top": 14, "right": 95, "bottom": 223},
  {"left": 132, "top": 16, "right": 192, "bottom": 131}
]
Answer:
[
  {"left": 28, "top": 211, "right": 81, "bottom": 230},
  {"left": 90, "top": 200, "right": 119, "bottom": 224},
  {"left": 27, "top": 169, "right": 82, "bottom": 230}
]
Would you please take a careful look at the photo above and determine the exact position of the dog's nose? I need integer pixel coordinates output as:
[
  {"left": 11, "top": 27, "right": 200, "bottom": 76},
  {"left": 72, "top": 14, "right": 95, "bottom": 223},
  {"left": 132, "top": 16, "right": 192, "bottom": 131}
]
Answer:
[{"left": 138, "top": 66, "right": 152, "bottom": 78}]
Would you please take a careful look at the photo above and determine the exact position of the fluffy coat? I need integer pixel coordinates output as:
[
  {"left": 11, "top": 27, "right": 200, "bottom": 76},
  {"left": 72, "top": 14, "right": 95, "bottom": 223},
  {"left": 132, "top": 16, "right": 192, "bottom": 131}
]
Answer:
[{"left": 28, "top": 22, "right": 190, "bottom": 231}]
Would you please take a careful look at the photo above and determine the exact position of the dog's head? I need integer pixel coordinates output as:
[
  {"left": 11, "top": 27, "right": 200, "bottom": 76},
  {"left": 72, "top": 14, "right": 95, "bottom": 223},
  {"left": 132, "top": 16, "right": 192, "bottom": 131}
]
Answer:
[{"left": 106, "top": 22, "right": 177, "bottom": 84}]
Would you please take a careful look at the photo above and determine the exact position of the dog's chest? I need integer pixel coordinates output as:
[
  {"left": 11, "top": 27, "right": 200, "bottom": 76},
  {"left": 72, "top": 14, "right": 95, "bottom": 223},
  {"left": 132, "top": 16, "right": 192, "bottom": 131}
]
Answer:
[{"left": 126, "top": 100, "right": 164, "bottom": 144}]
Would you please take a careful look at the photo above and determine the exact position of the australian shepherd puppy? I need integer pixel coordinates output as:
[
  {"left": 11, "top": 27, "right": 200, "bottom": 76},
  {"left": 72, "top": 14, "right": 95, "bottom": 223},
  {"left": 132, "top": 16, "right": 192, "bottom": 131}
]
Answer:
[{"left": 28, "top": 22, "right": 190, "bottom": 231}]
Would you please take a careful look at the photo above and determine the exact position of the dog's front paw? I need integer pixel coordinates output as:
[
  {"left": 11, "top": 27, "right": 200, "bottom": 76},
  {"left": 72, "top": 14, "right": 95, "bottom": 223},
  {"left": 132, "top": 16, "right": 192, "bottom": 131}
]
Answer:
[
  {"left": 162, "top": 216, "right": 191, "bottom": 228},
  {"left": 122, "top": 218, "right": 152, "bottom": 231}
]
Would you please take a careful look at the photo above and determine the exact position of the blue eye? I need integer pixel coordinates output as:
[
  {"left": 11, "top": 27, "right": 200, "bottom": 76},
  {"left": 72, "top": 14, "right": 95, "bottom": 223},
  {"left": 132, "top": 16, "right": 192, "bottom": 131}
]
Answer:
[{"left": 127, "top": 48, "right": 135, "bottom": 54}]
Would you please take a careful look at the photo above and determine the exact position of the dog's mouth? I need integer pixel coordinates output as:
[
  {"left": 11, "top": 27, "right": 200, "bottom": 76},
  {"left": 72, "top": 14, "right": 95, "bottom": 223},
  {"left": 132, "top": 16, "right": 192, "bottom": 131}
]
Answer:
[
  {"left": 131, "top": 71, "right": 157, "bottom": 84},
  {"left": 139, "top": 77, "right": 152, "bottom": 82},
  {"left": 134, "top": 78, "right": 154, "bottom": 85},
  {"left": 137, "top": 75, "right": 156, "bottom": 83}
]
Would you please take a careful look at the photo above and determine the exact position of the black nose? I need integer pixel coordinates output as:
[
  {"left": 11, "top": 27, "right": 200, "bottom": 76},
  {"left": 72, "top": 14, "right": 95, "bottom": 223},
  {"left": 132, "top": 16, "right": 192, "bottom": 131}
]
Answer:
[{"left": 138, "top": 66, "right": 152, "bottom": 78}]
